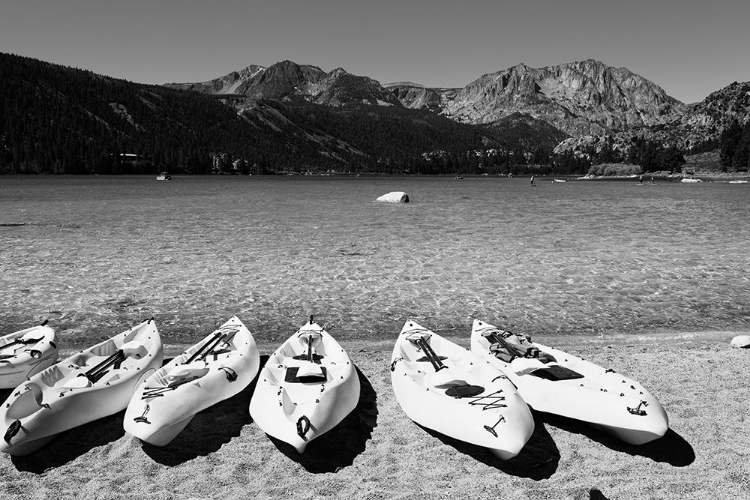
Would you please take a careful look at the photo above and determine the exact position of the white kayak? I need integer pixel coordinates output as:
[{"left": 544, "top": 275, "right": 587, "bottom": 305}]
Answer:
[
  {"left": 249, "top": 318, "right": 360, "bottom": 453},
  {"left": 391, "top": 320, "right": 534, "bottom": 459},
  {"left": 0, "top": 321, "right": 59, "bottom": 389},
  {"left": 0, "top": 319, "right": 163, "bottom": 456},
  {"left": 124, "top": 316, "right": 260, "bottom": 446},
  {"left": 470, "top": 319, "right": 668, "bottom": 445}
]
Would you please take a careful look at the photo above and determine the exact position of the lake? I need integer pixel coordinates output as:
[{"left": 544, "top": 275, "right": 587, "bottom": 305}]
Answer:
[{"left": 1, "top": 175, "right": 748, "bottom": 346}]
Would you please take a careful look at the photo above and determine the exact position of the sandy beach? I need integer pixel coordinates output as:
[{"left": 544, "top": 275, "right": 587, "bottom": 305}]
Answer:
[{"left": 1, "top": 330, "right": 748, "bottom": 500}]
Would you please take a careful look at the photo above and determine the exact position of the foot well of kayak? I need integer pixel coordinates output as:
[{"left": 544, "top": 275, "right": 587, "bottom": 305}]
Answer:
[{"left": 5, "top": 383, "right": 46, "bottom": 420}]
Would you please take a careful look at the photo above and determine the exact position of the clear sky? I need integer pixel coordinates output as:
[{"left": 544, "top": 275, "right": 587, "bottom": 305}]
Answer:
[{"left": 2, "top": 0, "right": 748, "bottom": 104}]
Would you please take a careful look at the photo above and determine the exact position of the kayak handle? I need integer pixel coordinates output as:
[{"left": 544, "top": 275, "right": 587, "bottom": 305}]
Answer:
[
  {"left": 134, "top": 404, "right": 152, "bottom": 424},
  {"left": 483, "top": 415, "right": 506, "bottom": 437},
  {"left": 220, "top": 367, "right": 238, "bottom": 382},
  {"left": 297, "top": 415, "right": 311, "bottom": 441},
  {"left": 4, "top": 420, "right": 22, "bottom": 445},
  {"left": 627, "top": 400, "right": 649, "bottom": 416}
]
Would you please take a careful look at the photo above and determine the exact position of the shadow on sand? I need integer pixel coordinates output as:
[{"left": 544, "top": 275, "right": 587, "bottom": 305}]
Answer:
[
  {"left": 589, "top": 489, "right": 612, "bottom": 500},
  {"left": 10, "top": 408, "right": 127, "bottom": 473},
  {"left": 420, "top": 411, "right": 560, "bottom": 480},
  {"left": 540, "top": 412, "right": 695, "bottom": 466},
  {"left": 0, "top": 388, "right": 12, "bottom": 404},
  {"left": 267, "top": 365, "right": 378, "bottom": 473},
  {"left": 5, "top": 356, "right": 263, "bottom": 471},
  {"left": 141, "top": 356, "right": 265, "bottom": 466}
]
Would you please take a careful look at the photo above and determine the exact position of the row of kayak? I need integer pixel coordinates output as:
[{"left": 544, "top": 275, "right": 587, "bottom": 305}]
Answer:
[
  {"left": 393, "top": 320, "right": 668, "bottom": 459},
  {"left": 0, "top": 317, "right": 669, "bottom": 458},
  {"left": 0, "top": 316, "right": 357, "bottom": 456}
]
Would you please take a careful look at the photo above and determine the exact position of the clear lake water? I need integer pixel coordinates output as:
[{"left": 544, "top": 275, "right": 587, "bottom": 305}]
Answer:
[{"left": 1, "top": 174, "right": 749, "bottom": 344}]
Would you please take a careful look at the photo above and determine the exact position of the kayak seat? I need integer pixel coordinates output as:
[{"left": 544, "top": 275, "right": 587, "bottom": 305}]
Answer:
[
  {"left": 531, "top": 365, "right": 584, "bottom": 381},
  {"left": 445, "top": 384, "right": 484, "bottom": 398},
  {"left": 120, "top": 341, "right": 148, "bottom": 359},
  {"left": 167, "top": 363, "right": 210, "bottom": 382},
  {"left": 285, "top": 365, "right": 328, "bottom": 383},
  {"left": 20, "top": 331, "right": 42, "bottom": 342},
  {"left": 63, "top": 376, "right": 93, "bottom": 389}
]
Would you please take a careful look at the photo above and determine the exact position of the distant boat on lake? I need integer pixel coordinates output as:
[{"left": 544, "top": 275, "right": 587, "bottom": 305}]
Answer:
[
  {"left": 156, "top": 172, "right": 172, "bottom": 181},
  {"left": 680, "top": 178, "right": 702, "bottom": 183}
]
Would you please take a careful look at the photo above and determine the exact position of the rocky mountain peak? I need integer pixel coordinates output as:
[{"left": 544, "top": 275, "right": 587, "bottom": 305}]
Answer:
[
  {"left": 235, "top": 64, "right": 266, "bottom": 81},
  {"left": 328, "top": 67, "right": 349, "bottom": 78},
  {"left": 439, "top": 59, "right": 684, "bottom": 135},
  {"left": 239, "top": 60, "right": 326, "bottom": 99},
  {"left": 308, "top": 68, "right": 401, "bottom": 107},
  {"left": 169, "top": 60, "right": 401, "bottom": 106},
  {"left": 164, "top": 64, "right": 266, "bottom": 95}
]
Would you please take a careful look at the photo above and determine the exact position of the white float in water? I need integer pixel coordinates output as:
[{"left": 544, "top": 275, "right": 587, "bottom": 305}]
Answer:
[{"left": 376, "top": 191, "right": 409, "bottom": 203}]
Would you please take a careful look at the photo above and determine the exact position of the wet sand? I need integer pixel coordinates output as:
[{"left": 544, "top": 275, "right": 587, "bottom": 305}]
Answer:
[{"left": 1, "top": 331, "right": 748, "bottom": 499}]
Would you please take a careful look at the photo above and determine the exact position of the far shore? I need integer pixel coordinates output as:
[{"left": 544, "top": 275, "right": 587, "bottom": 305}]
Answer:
[{"left": 576, "top": 172, "right": 750, "bottom": 182}]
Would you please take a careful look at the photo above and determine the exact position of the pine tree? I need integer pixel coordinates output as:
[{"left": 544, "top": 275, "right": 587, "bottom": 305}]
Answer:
[
  {"left": 731, "top": 123, "right": 750, "bottom": 172},
  {"left": 720, "top": 120, "right": 743, "bottom": 170}
]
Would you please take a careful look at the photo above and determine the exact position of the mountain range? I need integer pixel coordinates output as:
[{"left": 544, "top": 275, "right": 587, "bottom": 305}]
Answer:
[
  {"left": 168, "top": 58, "right": 695, "bottom": 139},
  {"left": 2, "top": 52, "right": 748, "bottom": 175}
]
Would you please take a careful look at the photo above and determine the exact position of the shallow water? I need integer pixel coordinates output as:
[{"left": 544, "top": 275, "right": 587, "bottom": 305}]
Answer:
[{"left": 1, "top": 175, "right": 749, "bottom": 344}]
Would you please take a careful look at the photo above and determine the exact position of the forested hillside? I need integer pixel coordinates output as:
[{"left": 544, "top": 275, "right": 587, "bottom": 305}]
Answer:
[
  {"left": 0, "top": 53, "right": 571, "bottom": 175},
  {"left": 1, "top": 53, "right": 280, "bottom": 174}
]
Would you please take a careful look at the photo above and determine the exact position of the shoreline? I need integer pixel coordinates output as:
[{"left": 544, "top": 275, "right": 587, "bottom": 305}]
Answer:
[{"left": 161, "top": 328, "right": 742, "bottom": 359}]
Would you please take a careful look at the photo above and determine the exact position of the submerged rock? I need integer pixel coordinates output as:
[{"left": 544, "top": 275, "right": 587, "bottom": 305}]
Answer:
[
  {"left": 730, "top": 335, "right": 750, "bottom": 348},
  {"left": 376, "top": 191, "right": 409, "bottom": 203}
]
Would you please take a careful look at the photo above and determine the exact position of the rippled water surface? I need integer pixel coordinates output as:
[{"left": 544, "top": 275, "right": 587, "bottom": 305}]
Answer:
[{"left": 2, "top": 175, "right": 749, "bottom": 344}]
